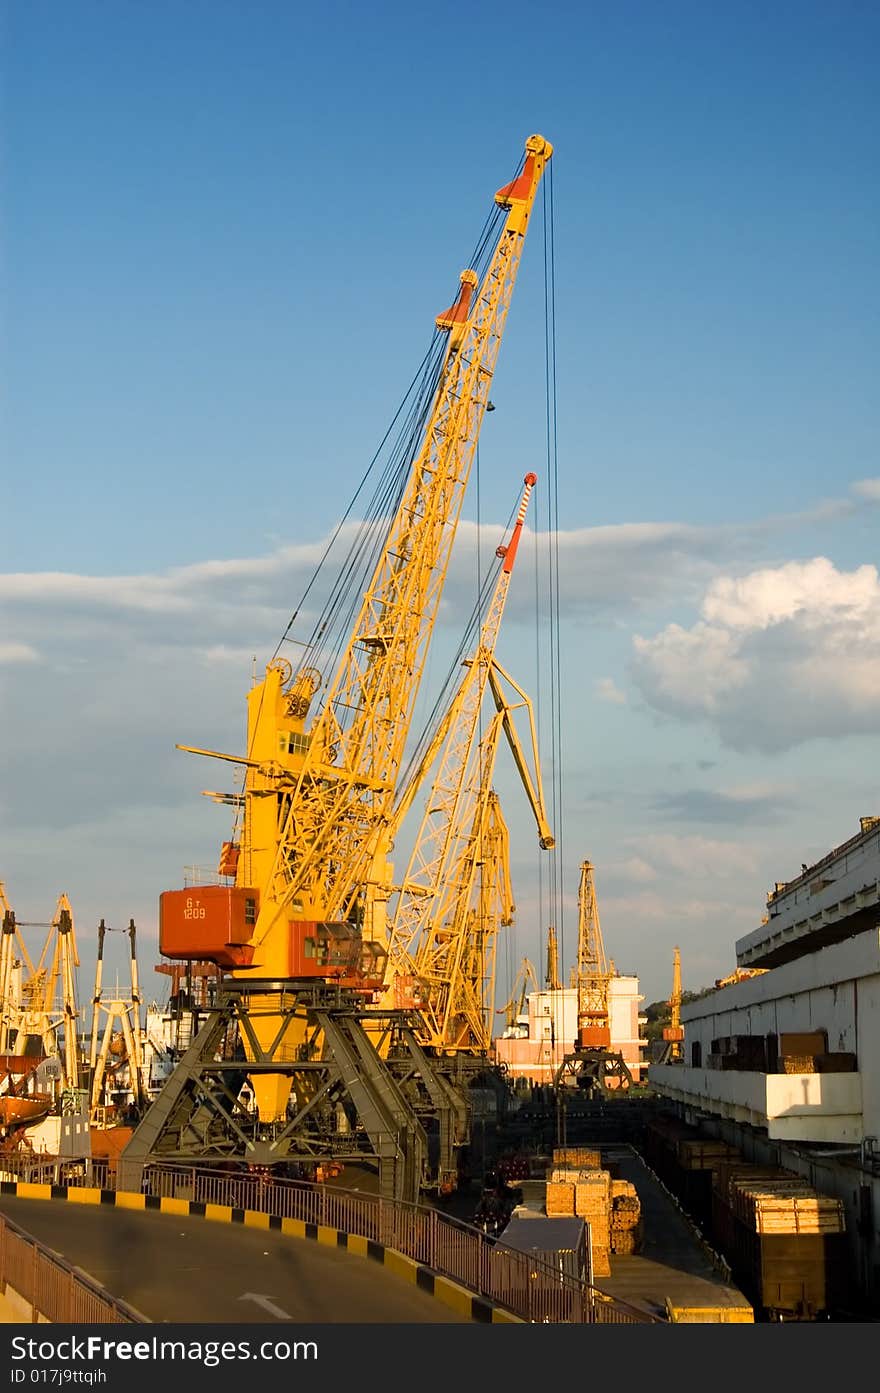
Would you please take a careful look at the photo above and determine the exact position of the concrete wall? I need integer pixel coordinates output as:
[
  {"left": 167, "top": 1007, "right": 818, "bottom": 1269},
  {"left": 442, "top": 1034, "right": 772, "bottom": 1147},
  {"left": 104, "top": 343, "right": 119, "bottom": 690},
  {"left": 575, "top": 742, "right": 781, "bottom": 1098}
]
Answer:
[
  {"left": 737, "top": 820, "right": 880, "bottom": 965},
  {"left": 649, "top": 927, "right": 880, "bottom": 1313},
  {"left": 674, "top": 930, "right": 880, "bottom": 1141}
]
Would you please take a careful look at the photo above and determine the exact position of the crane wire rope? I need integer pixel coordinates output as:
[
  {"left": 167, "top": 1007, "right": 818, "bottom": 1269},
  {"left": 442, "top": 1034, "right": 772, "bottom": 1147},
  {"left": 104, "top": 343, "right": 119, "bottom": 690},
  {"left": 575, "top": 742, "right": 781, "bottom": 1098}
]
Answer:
[{"left": 541, "top": 156, "right": 566, "bottom": 1054}]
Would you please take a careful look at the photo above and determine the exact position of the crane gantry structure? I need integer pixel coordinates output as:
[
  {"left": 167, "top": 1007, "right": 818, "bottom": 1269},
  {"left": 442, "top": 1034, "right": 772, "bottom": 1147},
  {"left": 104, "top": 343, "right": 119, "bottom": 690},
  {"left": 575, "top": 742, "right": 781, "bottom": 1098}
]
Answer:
[
  {"left": 554, "top": 861, "right": 633, "bottom": 1098},
  {"left": 121, "top": 134, "right": 554, "bottom": 1202},
  {"left": 0, "top": 888, "right": 81, "bottom": 1091}
]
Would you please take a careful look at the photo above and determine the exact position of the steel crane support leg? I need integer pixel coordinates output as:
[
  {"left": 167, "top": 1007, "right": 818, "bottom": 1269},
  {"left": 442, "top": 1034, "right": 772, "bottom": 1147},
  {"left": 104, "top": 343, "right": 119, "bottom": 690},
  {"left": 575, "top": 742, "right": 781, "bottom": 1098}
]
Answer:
[{"left": 118, "top": 982, "right": 429, "bottom": 1204}]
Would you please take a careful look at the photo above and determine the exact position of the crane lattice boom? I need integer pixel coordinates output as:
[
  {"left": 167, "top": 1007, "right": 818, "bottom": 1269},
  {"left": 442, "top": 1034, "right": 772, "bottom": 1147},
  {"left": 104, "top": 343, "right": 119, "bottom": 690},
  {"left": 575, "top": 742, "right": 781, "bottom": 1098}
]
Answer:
[
  {"left": 575, "top": 860, "right": 611, "bottom": 1050},
  {"left": 262, "top": 138, "right": 553, "bottom": 941}
]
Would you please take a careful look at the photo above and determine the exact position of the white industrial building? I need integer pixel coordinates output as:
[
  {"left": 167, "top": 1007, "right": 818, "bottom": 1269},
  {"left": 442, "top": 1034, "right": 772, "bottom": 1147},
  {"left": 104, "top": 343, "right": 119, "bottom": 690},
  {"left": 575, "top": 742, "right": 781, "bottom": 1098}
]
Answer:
[
  {"left": 649, "top": 816, "right": 880, "bottom": 1312},
  {"left": 493, "top": 976, "right": 647, "bottom": 1084}
]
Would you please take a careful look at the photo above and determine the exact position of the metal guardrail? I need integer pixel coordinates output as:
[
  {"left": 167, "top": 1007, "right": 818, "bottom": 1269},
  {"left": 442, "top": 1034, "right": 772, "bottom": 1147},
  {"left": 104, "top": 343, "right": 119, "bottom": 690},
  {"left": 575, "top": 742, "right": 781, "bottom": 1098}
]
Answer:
[
  {"left": 0, "top": 1210, "right": 145, "bottom": 1323},
  {"left": 0, "top": 1155, "right": 656, "bottom": 1324}
]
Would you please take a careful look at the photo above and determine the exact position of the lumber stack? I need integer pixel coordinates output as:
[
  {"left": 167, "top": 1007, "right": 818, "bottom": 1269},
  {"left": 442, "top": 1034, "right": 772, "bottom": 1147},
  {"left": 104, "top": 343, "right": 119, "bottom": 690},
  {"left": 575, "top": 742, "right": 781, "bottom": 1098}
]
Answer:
[
  {"left": 552, "top": 1146, "right": 601, "bottom": 1169},
  {"left": 610, "top": 1179, "right": 642, "bottom": 1255},
  {"left": 677, "top": 1138, "right": 739, "bottom": 1173},
  {"left": 545, "top": 1154, "right": 612, "bottom": 1276},
  {"left": 545, "top": 1179, "right": 576, "bottom": 1216},
  {"left": 729, "top": 1177, "right": 845, "bottom": 1235}
]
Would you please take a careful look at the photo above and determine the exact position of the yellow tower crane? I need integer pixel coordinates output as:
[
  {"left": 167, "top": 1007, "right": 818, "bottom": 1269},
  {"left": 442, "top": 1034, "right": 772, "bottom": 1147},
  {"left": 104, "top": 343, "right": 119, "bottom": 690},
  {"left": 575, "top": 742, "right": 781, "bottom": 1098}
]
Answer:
[
  {"left": 545, "top": 925, "right": 561, "bottom": 991},
  {"left": 662, "top": 945, "right": 684, "bottom": 1062},
  {"left": 554, "top": 861, "right": 633, "bottom": 1097},
  {"left": 122, "top": 134, "right": 553, "bottom": 1201}
]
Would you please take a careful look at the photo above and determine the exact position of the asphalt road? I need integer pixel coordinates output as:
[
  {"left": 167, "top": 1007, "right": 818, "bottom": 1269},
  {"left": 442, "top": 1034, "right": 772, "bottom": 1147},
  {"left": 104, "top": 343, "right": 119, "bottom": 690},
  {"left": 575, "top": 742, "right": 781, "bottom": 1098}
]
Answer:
[{"left": 0, "top": 1198, "right": 470, "bottom": 1324}]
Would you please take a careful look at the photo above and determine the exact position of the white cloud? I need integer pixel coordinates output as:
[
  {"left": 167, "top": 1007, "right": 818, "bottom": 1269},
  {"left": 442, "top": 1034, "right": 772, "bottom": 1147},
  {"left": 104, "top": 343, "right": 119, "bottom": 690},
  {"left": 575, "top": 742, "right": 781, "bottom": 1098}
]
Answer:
[
  {"left": 637, "top": 833, "right": 760, "bottom": 877},
  {"left": 631, "top": 558, "right": 880, "bottom": 752},
  {"left": 852, "top": 478, "right": 880, "bottom": 502},
  {"left": 701, "top": 558, "right": 878, "bottom": 629},
  {"left": 613, "top": 856, "right": 657, "bottom": 884},
  {"left": 196, "top": 645, "right": 262, "bottom": 667},
  {"left": 0, "top": 642, "right": 38, "bottom": 664},
  {"left": 595, "top": 677, "right": 626, "bottom": 705}
]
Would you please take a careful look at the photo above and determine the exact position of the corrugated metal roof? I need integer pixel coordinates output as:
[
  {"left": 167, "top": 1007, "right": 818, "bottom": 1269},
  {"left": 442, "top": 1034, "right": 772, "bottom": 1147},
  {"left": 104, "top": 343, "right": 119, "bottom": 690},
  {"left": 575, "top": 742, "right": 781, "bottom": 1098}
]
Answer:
[{"left": 497, "top": 1213, "right": 585, "bottom": 1255}]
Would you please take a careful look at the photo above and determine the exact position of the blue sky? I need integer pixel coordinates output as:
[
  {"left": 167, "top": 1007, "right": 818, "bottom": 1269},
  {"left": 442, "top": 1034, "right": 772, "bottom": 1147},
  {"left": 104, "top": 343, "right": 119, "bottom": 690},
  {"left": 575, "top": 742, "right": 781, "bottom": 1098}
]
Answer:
[{"left": 2, "top": 0, "right": 879, "bottom": 1014}]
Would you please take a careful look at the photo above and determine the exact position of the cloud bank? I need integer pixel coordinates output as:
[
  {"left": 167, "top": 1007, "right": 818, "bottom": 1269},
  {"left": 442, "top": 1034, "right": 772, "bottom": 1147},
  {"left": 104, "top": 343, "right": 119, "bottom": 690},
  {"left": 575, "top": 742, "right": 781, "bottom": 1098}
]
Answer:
[{"left": 632, "top": 558, "right": 880, "bottom": 752}]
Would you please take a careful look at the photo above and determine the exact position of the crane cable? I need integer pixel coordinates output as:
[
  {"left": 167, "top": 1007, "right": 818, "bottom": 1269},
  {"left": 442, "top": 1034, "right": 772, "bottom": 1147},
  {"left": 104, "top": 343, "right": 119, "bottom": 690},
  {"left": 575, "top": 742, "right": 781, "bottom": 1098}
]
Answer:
[
  {"left": 224, "top": 196, "right": 510, "bottom": 850},
  {"left": 542, "top": 157, "right": 566, "bottom": 1052}
]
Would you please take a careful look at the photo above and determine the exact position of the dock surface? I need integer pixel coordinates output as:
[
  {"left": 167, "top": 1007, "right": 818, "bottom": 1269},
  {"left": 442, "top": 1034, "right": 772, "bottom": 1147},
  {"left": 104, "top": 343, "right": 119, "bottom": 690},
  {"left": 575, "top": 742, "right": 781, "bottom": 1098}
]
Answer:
[{"left": 594, "top": 1144, "right": 752, "bottom": 1319}]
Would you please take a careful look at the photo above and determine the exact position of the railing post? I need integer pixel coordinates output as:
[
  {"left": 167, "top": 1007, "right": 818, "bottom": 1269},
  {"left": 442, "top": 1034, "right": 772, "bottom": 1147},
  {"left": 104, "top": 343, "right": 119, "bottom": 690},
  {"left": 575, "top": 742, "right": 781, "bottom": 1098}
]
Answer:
[{"left": 31, "top": 1242, "right": 38, "bottom": 1323}]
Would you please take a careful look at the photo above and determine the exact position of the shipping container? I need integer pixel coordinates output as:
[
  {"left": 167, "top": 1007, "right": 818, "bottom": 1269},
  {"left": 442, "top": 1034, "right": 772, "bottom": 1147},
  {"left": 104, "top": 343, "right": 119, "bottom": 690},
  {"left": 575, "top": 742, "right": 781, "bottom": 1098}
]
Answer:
[{"left": 497, "top": 1213, "right": 589, "bottom": 1285}]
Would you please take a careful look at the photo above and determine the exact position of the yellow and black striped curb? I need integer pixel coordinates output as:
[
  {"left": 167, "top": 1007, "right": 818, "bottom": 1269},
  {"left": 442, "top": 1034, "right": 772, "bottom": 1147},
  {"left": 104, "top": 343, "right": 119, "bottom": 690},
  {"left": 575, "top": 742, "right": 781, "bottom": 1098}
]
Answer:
[{"left": 0, "top": 1181, "right": 522, "bottom": 1324}]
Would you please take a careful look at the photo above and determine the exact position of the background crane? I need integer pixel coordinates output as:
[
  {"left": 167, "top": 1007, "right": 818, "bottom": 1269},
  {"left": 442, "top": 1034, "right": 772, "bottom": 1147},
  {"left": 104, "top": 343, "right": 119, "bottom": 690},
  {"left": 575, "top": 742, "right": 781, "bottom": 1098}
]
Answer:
[
  {"left": 384, "top": 471, "right": 552, "bottom": 1048},
  {"left": 497, "top": 957, "right": 539, "bottom": 1035},
  {"left": 545, "top": 925, "right": 561, "bottom": 990},
  {"left": 554, "top": 861, "right": 633, "bottom": 1098},
  {"left": 662, "top": 945, "right": 684, "bottom": 1062}
]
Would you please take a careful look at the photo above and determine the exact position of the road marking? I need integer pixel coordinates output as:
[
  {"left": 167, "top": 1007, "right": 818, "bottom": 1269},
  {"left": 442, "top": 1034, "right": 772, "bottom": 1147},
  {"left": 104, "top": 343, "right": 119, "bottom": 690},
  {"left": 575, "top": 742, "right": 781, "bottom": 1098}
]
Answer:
[{"left": 238, "top": 1291, "right": 294, "bottom": 1320}]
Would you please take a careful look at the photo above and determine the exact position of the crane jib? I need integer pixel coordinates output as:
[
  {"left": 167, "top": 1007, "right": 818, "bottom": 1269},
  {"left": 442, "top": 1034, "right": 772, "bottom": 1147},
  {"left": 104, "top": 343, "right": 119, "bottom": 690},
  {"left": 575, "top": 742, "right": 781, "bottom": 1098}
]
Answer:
[{"left": 159, "top": 135, "right": 553, "bottom": 991}]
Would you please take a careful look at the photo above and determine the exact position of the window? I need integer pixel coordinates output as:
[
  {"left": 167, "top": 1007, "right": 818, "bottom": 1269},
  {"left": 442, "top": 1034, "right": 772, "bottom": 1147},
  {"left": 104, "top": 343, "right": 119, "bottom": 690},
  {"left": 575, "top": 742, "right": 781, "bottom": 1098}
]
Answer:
[
  {"left": 244, "top": 898, "right": 256, "bottom": 926},
  {"left": 278, "top": 731, "right": 311, "bottom": 756},
  {"left": 691, "top": 1041, "right": 702, "bottom": 1068}
]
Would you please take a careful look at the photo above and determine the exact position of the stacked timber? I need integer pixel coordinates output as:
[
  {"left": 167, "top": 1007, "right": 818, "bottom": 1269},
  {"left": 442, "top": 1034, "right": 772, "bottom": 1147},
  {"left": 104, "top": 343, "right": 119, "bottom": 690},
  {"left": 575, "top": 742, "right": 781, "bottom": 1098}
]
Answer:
[
  {"left": 545, "top": 1158, "right": 612, "bottom": 1277},
  {"left": 677, "top": 1138, "right": 739, "bottom": 1172},
  {"left": 643, "top": 1117, "right": 743, "bottom": 1228},
  {"left": 610, "top": 1179, "right": 642, "bottom": 1256},
  {"left": 552, "top": 1146, "right": 601, "bottom": 1169},
  {"left": 714, "top": 1160, "right": 788, "bottom": 1192},
  {"left": 776, "top": 1052, "right": 857, "bottom": 1074},
  {"left": 545, "top": 1177, "right": 577, "bottom": 1216},
  {"left": 729, "top": 1177, "right": 844, "bottom": 1235},
  {"left": 709, "top": 1160, "right": 848, "bottom": 1318}
]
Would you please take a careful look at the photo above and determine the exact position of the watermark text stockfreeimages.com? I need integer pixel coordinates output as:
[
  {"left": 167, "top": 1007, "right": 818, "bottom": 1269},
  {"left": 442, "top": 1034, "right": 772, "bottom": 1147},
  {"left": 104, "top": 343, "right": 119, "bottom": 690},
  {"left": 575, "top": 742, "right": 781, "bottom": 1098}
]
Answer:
[{"left": 10, "top": 1336, "right": 317, "bottom": 1370}]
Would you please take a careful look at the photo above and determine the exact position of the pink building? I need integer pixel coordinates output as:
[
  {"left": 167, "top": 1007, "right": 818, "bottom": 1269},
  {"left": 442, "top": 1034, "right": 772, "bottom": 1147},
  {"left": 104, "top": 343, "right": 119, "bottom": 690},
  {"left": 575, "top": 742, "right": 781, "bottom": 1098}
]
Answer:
[{"left": 493, "top": 978, "right": 648, "bottom": 1085}]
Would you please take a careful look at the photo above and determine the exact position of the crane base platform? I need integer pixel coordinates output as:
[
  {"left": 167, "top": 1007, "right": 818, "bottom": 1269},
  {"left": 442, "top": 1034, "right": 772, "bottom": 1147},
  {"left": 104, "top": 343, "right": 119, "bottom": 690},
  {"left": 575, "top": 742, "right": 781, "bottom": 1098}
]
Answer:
[{"left": 117, "top": 978, "right": 473, "bottom": 1204}]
